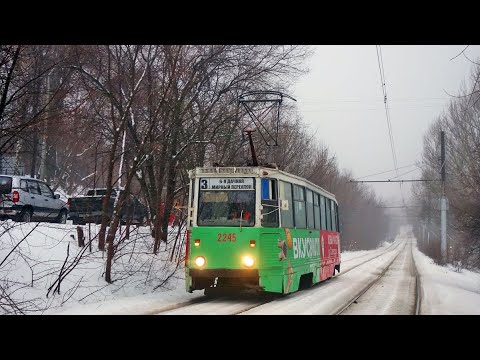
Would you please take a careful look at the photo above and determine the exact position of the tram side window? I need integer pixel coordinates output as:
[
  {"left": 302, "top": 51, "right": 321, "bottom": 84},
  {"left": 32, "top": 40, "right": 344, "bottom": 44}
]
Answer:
[
  {"left": 261, "top": 178, "right": 279, "bottom": 227},
  {"left": 313, "top": 193, "right": 320, "bottom": 229},
  {"left": 325, "top": 198, "right": 332, "bottom": 231},
  {"left": 279, "top": 181, "right": 294, "bottom": 228},
  {"left": 306, "top": 189, "right": 314, "bottom": 229},
  {"left": 293, "top": 184, "right": 306, "bottom": 229},
  {"left": 336, "top": 203, "right": 341, "bottom": 232},
  {"left": 320, "top": 195, "right": 326, "bottom": 230},
  {"left": 331, "top": 200, "right": 337, "bottom": 232}
]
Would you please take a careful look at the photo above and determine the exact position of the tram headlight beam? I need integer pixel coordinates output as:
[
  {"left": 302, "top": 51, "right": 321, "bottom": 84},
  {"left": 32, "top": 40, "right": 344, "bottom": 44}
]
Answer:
[
  {"left": 195, "top": 256, "right": 206, "bottom": 268},
  {"left": 242, "top": 255, "right": 255, "bottom": 268}
]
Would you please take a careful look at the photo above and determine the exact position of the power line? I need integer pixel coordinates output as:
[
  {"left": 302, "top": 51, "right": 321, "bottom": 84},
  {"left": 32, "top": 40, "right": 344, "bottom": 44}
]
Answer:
[
  {"left": 377, "top": 206, "right": 423, "bottom": 208},
  {"left": 299, "top": 97, "right": 449, "bottom": 103},
  {"left": 376, "top": 46, "right": 398, "bottom": 172},
  {"left": 377, "top": 45, "right": 398, "bottom": 169},
  {"left": 354, "top": 162, "right": 421, "bottom": 180},
  {"left": 349, "top": 179, "right": 439, "bottom": 183},
  {"left": 376, "top": 45, "right": 405, "bottom": 206},
  {"left": 389, "top": 166, "right": 422, "bottom": 180},
  {"left": 450, "top": 45, "right": 470, "bottom": 61}
]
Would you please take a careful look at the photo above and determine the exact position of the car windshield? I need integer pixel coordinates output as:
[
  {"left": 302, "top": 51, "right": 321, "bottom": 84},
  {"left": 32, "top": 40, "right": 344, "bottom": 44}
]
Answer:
[
  {"left": 0, "top": 176, "right": 12, "bottom": 194},
  {"left": 86, "top": 189, "right": 116, "bottom": 196}
]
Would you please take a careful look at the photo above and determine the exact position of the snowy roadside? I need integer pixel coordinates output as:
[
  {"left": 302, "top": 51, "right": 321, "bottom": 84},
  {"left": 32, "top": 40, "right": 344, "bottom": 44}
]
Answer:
[
  {"left": 50, "top": 240, "right": 398, "bottom": 314},
  {"left": 0, "top": 221, "right": 188, "bottom": 315},
  {"left": 412, "top": 238, "right": 480, "bottom": 315},
  {"left": 47, "top": 281, "right": 204, "bottom": 315},
  {"left": 2, "top": 221, "right": 479, "bottom": 315}
]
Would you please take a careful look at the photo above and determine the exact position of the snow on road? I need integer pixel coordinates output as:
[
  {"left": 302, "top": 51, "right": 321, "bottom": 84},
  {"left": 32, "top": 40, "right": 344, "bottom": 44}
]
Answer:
[
  {"left": 3, "top": 220, "right": 479, "bottom": 315},
  {"left": 158, "top": 238, "right": 405, "bottom": 315},
  {"left": 413, "top": 238, "right": 480, "bottom": 315},
  {"left": 340, "top": 238, "right": 417, "bottom": 315},
  {"left": 161, "top": 296, "right": 265, "bottom": 315},
  {"left": 240, "top": 238, "right": 405, "bottom": 315}
]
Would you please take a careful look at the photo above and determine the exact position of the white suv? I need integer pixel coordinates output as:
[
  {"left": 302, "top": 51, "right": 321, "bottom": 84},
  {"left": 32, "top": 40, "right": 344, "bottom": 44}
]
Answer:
[{"left": 0, "top": 175, "right": 68, "bottom": 223}]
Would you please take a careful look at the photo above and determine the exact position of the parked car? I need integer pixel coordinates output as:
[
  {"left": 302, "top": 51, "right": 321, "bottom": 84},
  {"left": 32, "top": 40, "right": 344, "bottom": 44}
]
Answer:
[
  {"left": 67, "top": 188, "right": 148, "bottom": 225},
  {"left": 0, "top": 175, "right": 68, "bottom": 223}
]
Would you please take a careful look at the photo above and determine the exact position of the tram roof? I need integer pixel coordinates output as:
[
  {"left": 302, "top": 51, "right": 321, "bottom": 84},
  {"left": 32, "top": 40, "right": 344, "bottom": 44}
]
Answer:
[{"left": 190, "top": 166, "right": 337, "bottom": 201}]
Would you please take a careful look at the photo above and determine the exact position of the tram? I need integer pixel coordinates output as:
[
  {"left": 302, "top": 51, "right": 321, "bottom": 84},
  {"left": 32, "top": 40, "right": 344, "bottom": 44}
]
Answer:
[{"left": 185, "top": 165, "right": 341, "bottom": 295}]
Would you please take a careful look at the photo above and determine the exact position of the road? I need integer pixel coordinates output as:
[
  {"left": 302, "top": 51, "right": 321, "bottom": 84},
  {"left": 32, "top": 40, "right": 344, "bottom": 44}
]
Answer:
[{"left": 159, "top": 234, "right": 420, "bottom": 315}]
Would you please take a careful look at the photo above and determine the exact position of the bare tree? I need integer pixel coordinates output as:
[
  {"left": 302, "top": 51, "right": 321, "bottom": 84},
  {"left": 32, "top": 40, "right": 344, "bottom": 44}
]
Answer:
[{"left": 412, "top": 62, "right": 480, "bottom": 267}]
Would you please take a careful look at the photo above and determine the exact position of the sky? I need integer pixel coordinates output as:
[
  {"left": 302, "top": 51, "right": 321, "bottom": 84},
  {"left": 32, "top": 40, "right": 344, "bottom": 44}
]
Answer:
[
  {"left": 292, "top": 45, "right": 480, "bottom": 205},
  {"left": 1, "top": 221, "right": 478, "bottom": 315}
]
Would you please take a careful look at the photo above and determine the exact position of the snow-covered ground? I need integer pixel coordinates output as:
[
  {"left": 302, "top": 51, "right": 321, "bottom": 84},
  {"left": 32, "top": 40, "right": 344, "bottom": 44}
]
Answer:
[
  {"left": 1, "top": 222, "right": 479, "bottom": 315},
  {"left": 413, "top": 241, "right": 480, "bottom": 315},
  {"left": 0, "top": 220, "right": 187, "bottom": 314}
]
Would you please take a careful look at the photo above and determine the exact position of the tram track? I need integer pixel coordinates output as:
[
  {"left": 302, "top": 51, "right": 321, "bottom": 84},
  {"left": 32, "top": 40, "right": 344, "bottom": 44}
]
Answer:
[
  {"left": 412, "top": 238, "right": 422, "bottom": 315},
  {"left": 156, "top": 238, "right": 409, "bottom": 315},
  {"left": 335, "top": 238, "right": 420, "bottom": 315},
  {"left": 338, "top": 239, "right": 402, "bottom": 277},
  {"left": 341, "top": 240, "right": 397, "bottom": 264}
]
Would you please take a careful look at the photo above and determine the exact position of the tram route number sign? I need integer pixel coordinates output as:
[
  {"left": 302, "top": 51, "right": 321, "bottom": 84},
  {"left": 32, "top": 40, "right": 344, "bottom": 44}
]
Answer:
[{"left": 200, "top": 178, "right": 254, "bottom": 190}]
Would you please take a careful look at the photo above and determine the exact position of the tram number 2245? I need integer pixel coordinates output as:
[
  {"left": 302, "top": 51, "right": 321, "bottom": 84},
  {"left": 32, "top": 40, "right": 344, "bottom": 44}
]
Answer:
[{"left": 218, "top": 233, "right": 237, "bottom": 242}]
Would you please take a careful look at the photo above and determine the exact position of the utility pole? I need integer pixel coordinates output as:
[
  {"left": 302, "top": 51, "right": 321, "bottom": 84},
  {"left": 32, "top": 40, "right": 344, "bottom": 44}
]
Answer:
[{"left": 440, "top": 130, "right": 447, "bottom": 262}]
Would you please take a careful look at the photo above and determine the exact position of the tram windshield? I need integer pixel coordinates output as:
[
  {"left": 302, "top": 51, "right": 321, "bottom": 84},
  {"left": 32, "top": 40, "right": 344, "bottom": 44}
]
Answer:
[{"left": 197, "top": 177, "right": 255, "bottom": 227}]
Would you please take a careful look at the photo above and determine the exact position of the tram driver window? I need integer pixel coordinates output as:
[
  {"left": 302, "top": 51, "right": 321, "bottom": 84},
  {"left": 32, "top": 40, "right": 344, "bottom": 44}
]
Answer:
[
  {"left": 198, "top": 188, "right": 255, "bottom": 227},
  {"left": 261, "top": 178, "right": 279, "bottom": 227}
]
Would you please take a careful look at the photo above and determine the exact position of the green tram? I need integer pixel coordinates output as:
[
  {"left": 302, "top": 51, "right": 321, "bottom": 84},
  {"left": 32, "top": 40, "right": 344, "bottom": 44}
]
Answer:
[{"left": 185, "top": 166, "right": 341, "bottom": 295}]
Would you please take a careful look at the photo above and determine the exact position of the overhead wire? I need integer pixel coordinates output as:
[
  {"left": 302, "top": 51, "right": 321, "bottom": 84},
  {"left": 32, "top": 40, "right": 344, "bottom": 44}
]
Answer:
[
  {"left": 376, "top": 45, "right": 407, "bottom": 206},
  {"left": 354, "top": 162, "right": 421, "bottom": 180},
  {"left": 388, "top": 165, "right": 423, "bottom": 180}
]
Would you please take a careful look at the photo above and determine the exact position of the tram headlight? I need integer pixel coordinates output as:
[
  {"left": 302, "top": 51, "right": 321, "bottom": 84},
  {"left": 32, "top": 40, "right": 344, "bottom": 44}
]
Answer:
[
  {"left": 242, "top": 255, "right": 255, "bottom": 268},
  {"left": 195, "top": 256, "right": 206, "bottom": 268}
]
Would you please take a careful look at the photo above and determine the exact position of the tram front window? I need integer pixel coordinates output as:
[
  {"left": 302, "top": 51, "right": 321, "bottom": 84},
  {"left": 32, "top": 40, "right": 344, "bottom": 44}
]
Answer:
[{"left": 198, "top": 190, "right": 255, "bottom": 226}]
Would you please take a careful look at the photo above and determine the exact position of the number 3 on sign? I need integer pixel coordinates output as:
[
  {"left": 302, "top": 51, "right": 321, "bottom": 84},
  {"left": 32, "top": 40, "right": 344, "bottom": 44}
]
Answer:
[{"left": 217, "top": 233, "right": 237, "bottom": 242}]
